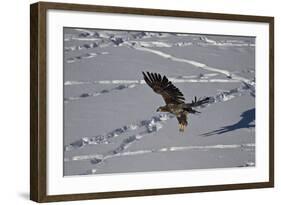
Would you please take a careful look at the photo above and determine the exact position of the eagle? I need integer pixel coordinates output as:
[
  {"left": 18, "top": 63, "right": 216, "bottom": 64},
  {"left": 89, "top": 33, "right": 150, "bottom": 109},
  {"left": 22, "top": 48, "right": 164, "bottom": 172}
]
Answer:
[{"left": 142, "top": 72, "right": 210, "bottom": 132}]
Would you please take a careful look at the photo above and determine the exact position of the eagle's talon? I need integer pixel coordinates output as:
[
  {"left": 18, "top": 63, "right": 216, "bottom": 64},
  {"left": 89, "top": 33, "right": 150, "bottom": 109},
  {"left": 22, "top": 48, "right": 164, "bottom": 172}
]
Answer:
[{"left": 179, "top": 124, "right": 186, "bottom": 132}]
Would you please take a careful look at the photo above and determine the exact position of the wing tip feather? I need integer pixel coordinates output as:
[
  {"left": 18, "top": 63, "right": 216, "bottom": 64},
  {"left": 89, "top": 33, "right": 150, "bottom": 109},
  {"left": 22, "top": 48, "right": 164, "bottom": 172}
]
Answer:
[{"left": 142, "top": 71, "right": 186, "bottom": 103}]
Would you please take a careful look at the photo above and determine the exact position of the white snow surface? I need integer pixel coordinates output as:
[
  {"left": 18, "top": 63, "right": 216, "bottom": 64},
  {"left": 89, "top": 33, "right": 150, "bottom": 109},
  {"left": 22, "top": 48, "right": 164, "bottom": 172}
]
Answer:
[{"left": 63, "top": 28, "right": 255, "bottom": 176}]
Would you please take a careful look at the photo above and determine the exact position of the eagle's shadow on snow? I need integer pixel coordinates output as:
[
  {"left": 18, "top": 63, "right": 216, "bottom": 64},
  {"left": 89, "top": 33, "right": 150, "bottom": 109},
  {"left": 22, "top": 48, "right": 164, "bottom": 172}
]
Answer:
[{"left": 201, "top": 108, "right": 255, "bottom": 137}]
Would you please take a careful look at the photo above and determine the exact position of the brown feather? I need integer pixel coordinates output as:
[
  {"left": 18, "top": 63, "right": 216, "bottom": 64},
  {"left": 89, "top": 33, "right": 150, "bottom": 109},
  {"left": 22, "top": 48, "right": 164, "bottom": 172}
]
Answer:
[{"left": 142, "top": 72, "right": 185, "bottom": 104}]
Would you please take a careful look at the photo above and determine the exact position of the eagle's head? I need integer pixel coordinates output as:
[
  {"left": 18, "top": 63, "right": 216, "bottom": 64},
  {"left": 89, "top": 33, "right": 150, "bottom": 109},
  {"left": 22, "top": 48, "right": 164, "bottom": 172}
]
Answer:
[{"left": 156, "top": 106, "right": 167, "bottom": 112}]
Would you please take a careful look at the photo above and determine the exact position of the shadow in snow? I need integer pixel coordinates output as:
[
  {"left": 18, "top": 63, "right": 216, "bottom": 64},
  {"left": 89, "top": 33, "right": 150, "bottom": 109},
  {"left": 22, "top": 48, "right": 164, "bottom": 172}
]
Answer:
[{"left": 201, "top": 108, "right": 255, "bottom": 137}]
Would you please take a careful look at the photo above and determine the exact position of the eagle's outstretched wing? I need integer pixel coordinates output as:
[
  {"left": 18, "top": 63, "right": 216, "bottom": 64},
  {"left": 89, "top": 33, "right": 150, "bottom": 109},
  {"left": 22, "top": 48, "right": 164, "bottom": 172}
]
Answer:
[{"left": 142, "top": 72, "right": 185, "bottom": 104}]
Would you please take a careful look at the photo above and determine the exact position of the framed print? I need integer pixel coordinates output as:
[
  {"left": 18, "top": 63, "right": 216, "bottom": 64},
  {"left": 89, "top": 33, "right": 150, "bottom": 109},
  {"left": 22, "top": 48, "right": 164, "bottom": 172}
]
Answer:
[{"left": 30, "top": 1, "right": 274, "bottom": 202}]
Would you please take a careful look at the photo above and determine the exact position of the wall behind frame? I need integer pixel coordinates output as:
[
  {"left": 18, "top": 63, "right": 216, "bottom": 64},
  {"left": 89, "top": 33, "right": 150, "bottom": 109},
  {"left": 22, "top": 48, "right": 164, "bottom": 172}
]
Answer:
[{"left": 0, "top": 0, "right": 279, "bottom": 204}]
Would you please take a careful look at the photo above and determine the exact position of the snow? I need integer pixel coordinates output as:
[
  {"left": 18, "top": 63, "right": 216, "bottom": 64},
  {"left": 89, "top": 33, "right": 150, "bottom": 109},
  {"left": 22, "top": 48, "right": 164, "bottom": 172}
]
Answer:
[{"left": 63, "top": 28, "right": 255, "bottom": 176}]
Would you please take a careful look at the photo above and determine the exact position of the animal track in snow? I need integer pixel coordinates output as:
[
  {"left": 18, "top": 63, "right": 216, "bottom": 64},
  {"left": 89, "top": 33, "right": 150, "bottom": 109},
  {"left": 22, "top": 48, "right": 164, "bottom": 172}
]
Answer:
[
  {"left": 64, "top": 113, "right": 173, "bottom": 152},
  {"left": 66, "top": 52, "right": 109, "bottom": 63},
  {"left": 66, "top": 143, "right": 255, "bottom": 162},
  {"left": 64, "top": 73, "right": 242, "bottom": 103},
  {"left": 64, "top": 84, "right": 137, "bottom": 103}
]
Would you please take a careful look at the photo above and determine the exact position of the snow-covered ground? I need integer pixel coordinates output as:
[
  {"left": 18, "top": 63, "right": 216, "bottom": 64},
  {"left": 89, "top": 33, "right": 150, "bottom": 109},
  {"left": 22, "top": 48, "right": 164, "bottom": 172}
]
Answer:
[{"left": 63, "top": 28, "right": 255, "bottom": 176}]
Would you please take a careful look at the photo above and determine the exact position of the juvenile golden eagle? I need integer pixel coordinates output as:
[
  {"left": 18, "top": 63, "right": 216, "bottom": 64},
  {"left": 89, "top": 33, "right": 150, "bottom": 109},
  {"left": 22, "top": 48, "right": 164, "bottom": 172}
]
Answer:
[{"left": 142, "top": 72, "right": 210, "bottom": 132}]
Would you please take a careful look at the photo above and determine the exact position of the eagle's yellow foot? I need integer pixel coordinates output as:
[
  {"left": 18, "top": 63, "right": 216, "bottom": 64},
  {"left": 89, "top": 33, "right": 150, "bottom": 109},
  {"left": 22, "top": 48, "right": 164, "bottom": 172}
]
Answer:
[{"left": 179, "top": 124, "right": 186, "bottom": 132}]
